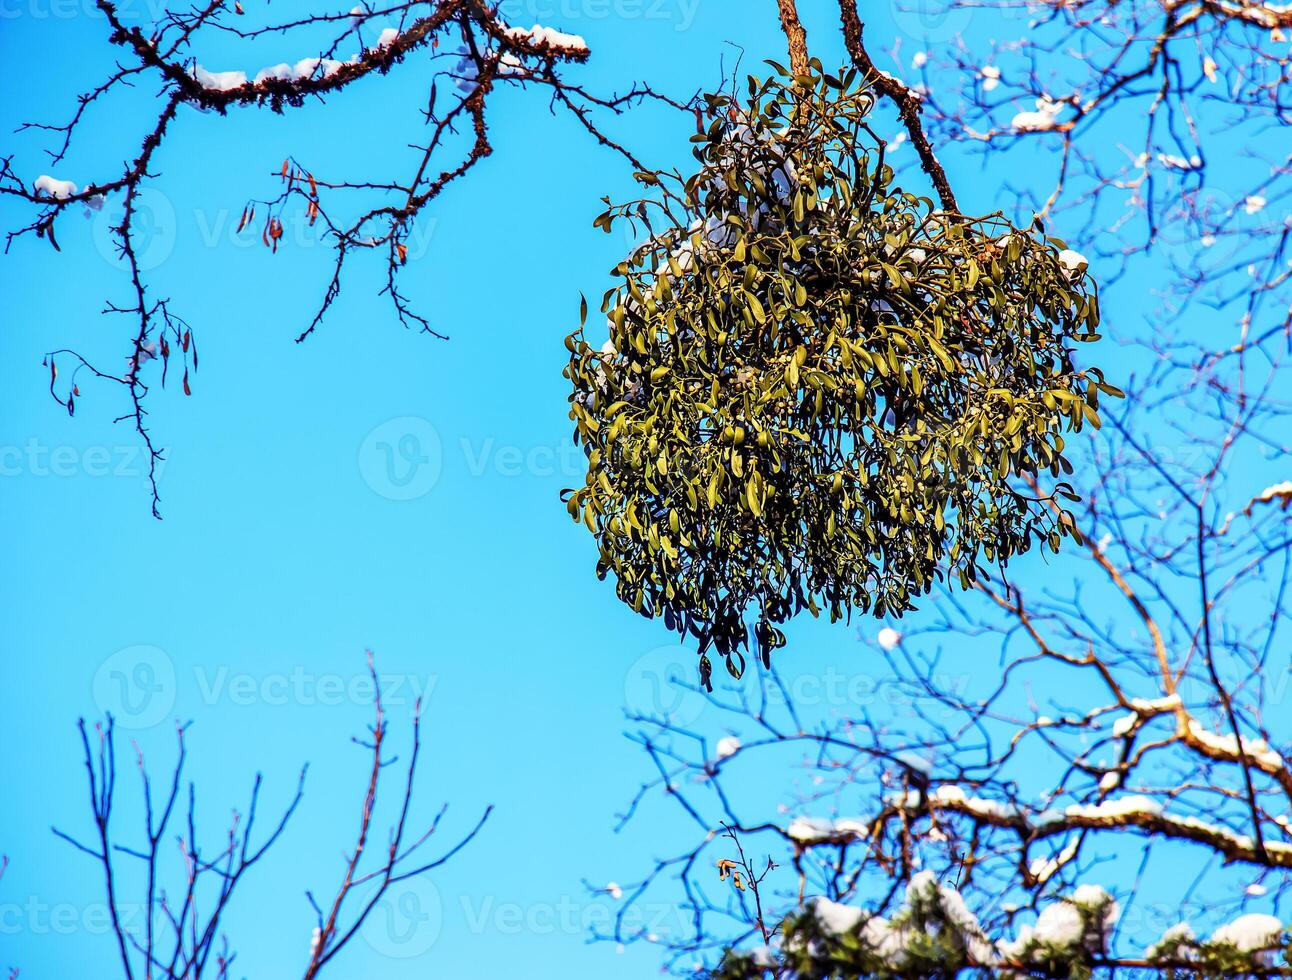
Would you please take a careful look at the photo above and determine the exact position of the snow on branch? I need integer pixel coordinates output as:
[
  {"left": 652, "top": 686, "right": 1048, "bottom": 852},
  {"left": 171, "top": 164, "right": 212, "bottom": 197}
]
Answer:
[{"left": 1, "top": 0, "right": 686, "bottom": 516}]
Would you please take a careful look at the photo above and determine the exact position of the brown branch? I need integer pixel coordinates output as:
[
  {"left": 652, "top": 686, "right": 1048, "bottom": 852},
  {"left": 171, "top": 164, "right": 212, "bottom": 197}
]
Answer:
[
  {"left": 775, "top": 0, "right": 811, "bottom": 77},
  {"left": 836, "top": 0, "right": 960, "bottom": 213}
]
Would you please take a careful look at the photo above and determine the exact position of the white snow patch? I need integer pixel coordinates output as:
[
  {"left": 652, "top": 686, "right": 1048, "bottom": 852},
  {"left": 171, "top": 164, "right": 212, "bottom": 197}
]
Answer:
[
  {"left": 930, "top": 784, "right": 1021, "bottom": 821},
  {"left": 1158, "top": 153, "right": 1201, "bottom": 171},
  {"left": 898, "top": 751, "right": 933, "bottom": 774},
  {"left": 1131, "top": 694, "right": 1182, "bottom": 712},
  {"left": 193, "top": 65, "right": 248, "bottom": 90},
  {"left": 1256, "top": 480, "right": 1292, "bottom": 502},
  {"left": 1146, "top": 922, "right": 1195, "bottom": 959},
  {"left": 254, "top": 62, "right": 294, "bottom": 83},
  {"left": 34, "top": 175, "right": 77, "bottom": 199},
  {"left": 1029, "top": 839, "right": 1079, "bottom": 883},
  {"left": 1186, "top": 718, "right": 1283, "bottom": 769},
  {"left": 906, "top": 871, "right": 997, "bottom": 964},
  {"left": 504, "top": 22, "right": 589, "bottom": 53},
  {"left": 788, "top": 815, "right": 867, "bottom": 842},
  {"left": 833, "top": 818, "right": 870, "bottom": 838},
  {"left": 1210, "top": 913, "right": 1283, "bottom": 952},
  {"left": 1011, "top": 97, "right": 1063, "bottom": 132},
  {"left": 1034, "top": 901, "right": 1085, "bottom": 947},
  {"left": 290, "top": 57, "right": 347, "bottom": 80},
  {"left": 812, "top": 896, "right": 864, "bottom": 935},
  {"left": 1058, "top": 248, "right": 1088, "bottom": 274},
  {"left": 788, "top": 816, "right": 836, "bottom": 843},
  {"left": 1066, "top": 794, "right": 1162, "bottom": 821}
]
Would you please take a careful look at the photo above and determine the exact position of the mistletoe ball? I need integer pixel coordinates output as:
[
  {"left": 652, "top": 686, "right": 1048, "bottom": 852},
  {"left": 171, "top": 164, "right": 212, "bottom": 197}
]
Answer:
[{"left": 564, "top": 65, "right": 1118, "bottom": 679}]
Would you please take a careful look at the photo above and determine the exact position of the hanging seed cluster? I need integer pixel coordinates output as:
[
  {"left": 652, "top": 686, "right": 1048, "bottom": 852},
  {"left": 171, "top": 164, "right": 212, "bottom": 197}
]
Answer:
[{"left": 563, "top": 65, "right": 1118, "bottom": 681}]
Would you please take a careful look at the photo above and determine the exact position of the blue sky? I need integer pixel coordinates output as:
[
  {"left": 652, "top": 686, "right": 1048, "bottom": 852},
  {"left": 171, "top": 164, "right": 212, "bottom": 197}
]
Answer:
[
  {"left": 1, "top": 0, "right": 1281, "bottom": 976},
  {"left": 0, "top": 5, "right": 831, "bottom": 977}
]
